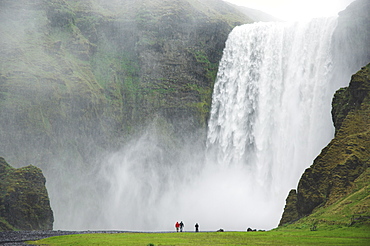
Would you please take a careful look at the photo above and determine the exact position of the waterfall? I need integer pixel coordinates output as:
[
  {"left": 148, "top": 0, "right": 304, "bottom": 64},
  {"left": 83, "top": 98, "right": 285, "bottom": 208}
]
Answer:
[
  {"left": 205, "top": 18, "right": 342, "bottom": 229},
  {"left": 52, "top": 16, "right": 367, "bottom": 231}
]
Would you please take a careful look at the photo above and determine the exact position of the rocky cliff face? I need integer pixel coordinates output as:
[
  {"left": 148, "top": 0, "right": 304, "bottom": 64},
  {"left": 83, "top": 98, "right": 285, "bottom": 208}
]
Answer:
[
  {"left": 0, "top": 157, "right": 54, "bottom": 231},
  {"left": 279, "top": 63, "right": 370, "bottom": 226},
  {"left": 0, "top": 0, "right": 250, "bottom": 230},
  {"left": 0, "top": 0, "right": 250, "bottom": 168},
  {"left": 279, "top": 0, "right": 370, "bottom": 227}
]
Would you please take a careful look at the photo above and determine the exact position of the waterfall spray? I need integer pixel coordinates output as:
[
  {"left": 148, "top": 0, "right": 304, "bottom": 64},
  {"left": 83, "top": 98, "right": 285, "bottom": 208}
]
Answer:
[
  {"left": 52, "top": 16, "right": 366, "bottom": 231},
  {"left": 205, "top": 18, "right": 340, "bottom": 229}
]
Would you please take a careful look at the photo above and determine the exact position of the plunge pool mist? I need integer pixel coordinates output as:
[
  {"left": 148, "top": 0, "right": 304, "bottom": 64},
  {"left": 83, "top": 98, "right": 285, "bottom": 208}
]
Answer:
[
  {"left": 98, "top": 18, "right": 339, "bottom": 231},
  {"left": 50, "top": 17, "right": 365, "bottom": 231}
]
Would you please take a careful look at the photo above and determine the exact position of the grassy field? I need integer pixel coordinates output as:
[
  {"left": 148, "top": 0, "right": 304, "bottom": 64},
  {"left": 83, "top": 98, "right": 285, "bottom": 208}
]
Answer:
[{"left": 29, "top": 226, "right": 370, "bottom": 245}]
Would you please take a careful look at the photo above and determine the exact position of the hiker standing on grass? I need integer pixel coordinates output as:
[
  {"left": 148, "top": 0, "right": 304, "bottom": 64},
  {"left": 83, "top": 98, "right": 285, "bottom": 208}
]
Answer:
[
  {"left": 195, "top": 223, "right": 199, "bottom": 232},
  {"left": 180, "top": 221, "right": 184, "bottom": 232},
  {"left": 175, "top": 222, "right": 180, "bottom": 232}
]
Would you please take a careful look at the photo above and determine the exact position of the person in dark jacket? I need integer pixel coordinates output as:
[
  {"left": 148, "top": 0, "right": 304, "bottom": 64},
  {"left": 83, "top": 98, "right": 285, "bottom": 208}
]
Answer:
[
  {"left": 179, "top": 221, "right": 184, "bottom": 232},
  {"left": 195, "top": 223, "right": 199, "bottom": 232}
]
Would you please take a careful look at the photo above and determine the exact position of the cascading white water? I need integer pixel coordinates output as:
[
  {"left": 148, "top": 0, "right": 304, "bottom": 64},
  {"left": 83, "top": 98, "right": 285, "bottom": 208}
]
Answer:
[
  {"left": 95, "top": 18, "right": 344, "bottom": 232},
  {"left": 208, "top": 18, "right": 339, "bottom": 186},
  {"left": 52, "top": 16, "right": 365, "bottom": 231},
  {"left": 205, "top": 18, "right": 342, "bottom": 229}
]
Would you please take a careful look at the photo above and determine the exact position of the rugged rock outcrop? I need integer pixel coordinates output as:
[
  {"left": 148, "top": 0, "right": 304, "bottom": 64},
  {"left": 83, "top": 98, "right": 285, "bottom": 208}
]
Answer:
[
  {"left": 0, "top": 157, "right": 54, "bottom": 231},
  {"left": 279, "top": 63, "right": 370, "bottom": 226},
  {"left": 279, "top": 190, "right": 299, "bottom": 226},
  {"left": 279, "top": 0, "right": 370, "bottom": 227},
  {"left": 332, "top": 65, "right": 370, "bottom": 134}
]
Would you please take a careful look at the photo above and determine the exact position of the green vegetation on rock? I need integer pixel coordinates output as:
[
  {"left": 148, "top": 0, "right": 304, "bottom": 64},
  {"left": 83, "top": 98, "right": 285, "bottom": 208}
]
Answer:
[
  {"left": 279, "top": 63, "right": 370, "bottom": 229},
  {"left": 0, "top": 0, "right": 250, "bottom": 169},
  {"left": 0, "top": 157, "right": 54, "bottom": 231},
  {"left": 0, "top": 0, "right": 251, "bottom": 231}
]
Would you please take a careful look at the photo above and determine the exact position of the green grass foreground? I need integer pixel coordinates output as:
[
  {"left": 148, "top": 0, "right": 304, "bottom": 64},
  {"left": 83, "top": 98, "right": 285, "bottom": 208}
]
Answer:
[{"left": 29, "top": 226, "right": 370, "bottom": 245}]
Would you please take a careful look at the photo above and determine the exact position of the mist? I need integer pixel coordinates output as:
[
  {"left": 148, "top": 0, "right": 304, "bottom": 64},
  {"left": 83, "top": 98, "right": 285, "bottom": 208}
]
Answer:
[
  {"left": 51, "top": 120, "right": 275, "bottom": 231},
  {"left": 1, "top": 0, "right": 369, "bottom": 232}
]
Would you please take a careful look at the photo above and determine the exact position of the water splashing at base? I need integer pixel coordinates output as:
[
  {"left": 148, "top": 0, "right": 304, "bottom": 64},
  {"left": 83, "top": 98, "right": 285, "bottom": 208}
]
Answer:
[
  {"left": 205, "top": 18, "right": 340, "bottom": 229},
  {"left": 51, "top": 16, "right": 368, "bottom": 231}
]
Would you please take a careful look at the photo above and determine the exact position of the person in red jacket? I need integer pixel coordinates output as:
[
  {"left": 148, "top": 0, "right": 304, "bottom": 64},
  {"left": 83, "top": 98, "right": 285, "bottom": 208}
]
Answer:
[{"left": 175, "top": 222, "right": 180, "bottom": 232}]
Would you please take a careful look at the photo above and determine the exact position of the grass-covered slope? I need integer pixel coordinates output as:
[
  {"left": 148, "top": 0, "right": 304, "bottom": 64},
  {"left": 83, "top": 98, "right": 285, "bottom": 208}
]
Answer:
[{"left": 279, "top": 63, "right": 370, "bottom": 229}]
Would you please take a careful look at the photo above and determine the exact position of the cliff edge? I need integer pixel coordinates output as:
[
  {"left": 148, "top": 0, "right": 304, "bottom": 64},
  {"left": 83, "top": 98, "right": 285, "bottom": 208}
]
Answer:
[{"left": 279, "top": 63, "right": 370, "bottom": 227}]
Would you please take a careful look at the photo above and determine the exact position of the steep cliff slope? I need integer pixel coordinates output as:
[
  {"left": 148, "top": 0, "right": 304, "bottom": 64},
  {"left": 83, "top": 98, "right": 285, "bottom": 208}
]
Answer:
[
  {"left": 279, "top": 63, "right": 370, "bottom": 227},
  {"left": 0, "top": 0, "right": 251, "bottom": 230},
  {"left": 0, "top": 0, "right": 250, "bottom": 167},
  {"left": 0, "top": 157, "right": 53, "bottom": 231}
]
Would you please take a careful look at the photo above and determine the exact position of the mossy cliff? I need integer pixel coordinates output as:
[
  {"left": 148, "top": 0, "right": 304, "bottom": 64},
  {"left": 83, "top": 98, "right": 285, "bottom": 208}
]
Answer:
[
  {"left": 279, "top": 63, "right": 370, "bottom": 227},
  {"left": 0, "top": 157, "right": 54, "bottom": 231},
  {"left": 0, "top": 0, "right": 251, "bottom": 229},
  {"left": 0, "top": 0, "right": 250, "bottom": 168}
]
